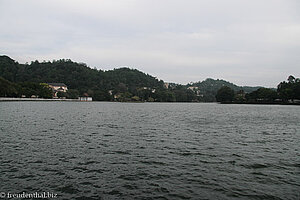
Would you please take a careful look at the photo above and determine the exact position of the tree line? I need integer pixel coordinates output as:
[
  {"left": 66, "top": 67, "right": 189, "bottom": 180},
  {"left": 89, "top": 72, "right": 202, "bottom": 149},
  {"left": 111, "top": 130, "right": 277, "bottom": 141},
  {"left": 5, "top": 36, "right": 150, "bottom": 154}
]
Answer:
[
  {"left": 216, "top": 75, "right": 300, "bottom": 104},
  {"left": 0, "top": 77, "right": 52, "bottom": 98},
  {"left": 1, "top": 55, "right": 298, "bottom": 103}
]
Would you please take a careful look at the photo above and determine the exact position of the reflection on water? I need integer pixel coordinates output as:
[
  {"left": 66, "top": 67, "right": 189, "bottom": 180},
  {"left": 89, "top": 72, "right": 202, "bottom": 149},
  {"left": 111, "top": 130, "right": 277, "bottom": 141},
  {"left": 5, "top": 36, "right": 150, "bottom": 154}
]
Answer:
[{"left": 0, "top": 102, "right": 299, "bottom": 199}]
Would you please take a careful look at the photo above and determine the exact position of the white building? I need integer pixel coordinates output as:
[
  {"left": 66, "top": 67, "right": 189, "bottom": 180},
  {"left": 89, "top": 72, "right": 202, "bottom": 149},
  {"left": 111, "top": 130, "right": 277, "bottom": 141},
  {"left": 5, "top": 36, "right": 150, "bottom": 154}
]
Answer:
[
  {"left": 78, "top": 97, "right": 93, "bottom": 101},
  {"left": 187, "top": 86, "right": 199, "bottom": 91},
  {"left": 47, "top": 83, "right": 68, "bottom": 98}
]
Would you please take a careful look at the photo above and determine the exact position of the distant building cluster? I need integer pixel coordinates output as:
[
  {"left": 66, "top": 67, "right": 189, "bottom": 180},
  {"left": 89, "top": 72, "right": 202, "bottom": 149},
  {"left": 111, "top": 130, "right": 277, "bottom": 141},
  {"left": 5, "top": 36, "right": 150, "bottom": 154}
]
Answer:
[
  {"left": 47, "top": 83, "right": 92, "bottom": 101},
  {"left": 187, "top": 86, "right": 203, "bottom": 97}
]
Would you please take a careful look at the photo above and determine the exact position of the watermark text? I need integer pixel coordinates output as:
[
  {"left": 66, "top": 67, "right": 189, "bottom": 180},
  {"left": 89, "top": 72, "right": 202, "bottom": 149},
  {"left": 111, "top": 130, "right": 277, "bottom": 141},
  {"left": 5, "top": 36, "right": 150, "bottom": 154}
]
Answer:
[{"left": 0, "top": 192, "right": 58, "bottom": 199}]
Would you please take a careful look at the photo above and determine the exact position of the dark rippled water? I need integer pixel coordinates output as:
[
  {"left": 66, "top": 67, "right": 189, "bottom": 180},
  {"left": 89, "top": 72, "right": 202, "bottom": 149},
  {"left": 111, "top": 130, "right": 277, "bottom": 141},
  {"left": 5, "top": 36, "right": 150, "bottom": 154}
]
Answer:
[{"left": 0, "top": 102, "right": 299, "bottom": 200}]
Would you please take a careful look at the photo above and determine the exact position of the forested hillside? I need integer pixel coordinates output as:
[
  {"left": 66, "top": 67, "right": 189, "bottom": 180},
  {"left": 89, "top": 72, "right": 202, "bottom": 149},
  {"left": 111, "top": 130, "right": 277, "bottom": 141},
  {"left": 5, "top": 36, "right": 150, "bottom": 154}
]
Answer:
[
  {"left": 0, "top": 56, "right": 165, "bottom": 101},
  {"left": 0, "top": 55, "right": 263, "bottom": 102},
  {"left": 189, "top": 78, "right": 261, "bottom": 101}
]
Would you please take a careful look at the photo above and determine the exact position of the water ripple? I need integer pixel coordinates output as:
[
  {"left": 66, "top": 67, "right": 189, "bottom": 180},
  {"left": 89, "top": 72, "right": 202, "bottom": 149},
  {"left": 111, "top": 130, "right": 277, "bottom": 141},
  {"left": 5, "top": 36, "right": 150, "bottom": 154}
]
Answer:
[{"left": 0, "top": 102, "right": 299, "bottom": 199}]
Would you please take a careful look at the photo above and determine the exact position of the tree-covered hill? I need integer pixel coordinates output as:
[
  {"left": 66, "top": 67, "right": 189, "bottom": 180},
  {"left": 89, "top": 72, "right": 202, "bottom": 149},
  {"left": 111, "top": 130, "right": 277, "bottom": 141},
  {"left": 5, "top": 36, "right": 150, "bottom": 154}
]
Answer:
[
  {"left": 215, "top": 75, "right": 300, "bottom": 104},
  {"left": 0, "top": 56, "right": 164, "bottom": 101},
  {"left": 0, "top": 55, "right": 264, "bottom": 102},
  {"left": 188, "top": 78, "right": 262, "bottom": 102}
]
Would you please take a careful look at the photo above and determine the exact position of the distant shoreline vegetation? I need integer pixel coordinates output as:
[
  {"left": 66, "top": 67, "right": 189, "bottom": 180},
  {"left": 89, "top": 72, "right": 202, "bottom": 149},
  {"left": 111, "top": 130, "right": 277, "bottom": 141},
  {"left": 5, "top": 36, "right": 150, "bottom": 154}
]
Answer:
[
  {"left": 215, "top": 75, "right": 300, "bottom": 105},
  {"left": 0, "top": 55, "right": 298, "bottom": 104}
]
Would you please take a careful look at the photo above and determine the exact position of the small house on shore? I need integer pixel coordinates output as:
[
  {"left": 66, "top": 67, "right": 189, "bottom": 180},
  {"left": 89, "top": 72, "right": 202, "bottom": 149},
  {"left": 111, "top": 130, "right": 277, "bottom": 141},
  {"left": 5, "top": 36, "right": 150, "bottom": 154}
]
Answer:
[
  {"left": 78, "top": 93, "right": 92, "bottom": 101},
  {"left": 78, "top": 97, "right": 92, "bottom": 101}
]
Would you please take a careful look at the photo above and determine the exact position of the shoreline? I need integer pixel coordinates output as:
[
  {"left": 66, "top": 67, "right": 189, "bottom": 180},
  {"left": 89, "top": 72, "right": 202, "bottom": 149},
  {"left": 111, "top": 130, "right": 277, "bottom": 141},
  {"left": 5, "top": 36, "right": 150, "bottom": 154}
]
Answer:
[
  {"left": 220, "top": 102, "right": 300, "bottom": 106},
  {"left": 1, "top": 98, "right": 299, "bottom": 105},
  {"left": 0, "top": 97, "right": 80, "bottom": 102}
]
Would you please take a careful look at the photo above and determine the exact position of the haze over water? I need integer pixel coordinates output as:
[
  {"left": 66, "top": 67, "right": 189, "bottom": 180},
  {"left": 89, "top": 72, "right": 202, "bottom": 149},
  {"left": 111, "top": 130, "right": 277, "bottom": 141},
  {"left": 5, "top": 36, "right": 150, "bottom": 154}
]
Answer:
[{"left": 0, "top": 102, "right": 299, "bottom": 199}]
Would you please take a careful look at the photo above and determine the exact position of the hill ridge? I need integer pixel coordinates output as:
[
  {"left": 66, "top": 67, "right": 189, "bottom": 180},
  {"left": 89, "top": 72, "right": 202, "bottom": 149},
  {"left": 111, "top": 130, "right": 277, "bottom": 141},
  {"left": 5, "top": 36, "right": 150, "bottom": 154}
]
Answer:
[{"left": 0, "top": 55, "right": 262, "bottom": 102}]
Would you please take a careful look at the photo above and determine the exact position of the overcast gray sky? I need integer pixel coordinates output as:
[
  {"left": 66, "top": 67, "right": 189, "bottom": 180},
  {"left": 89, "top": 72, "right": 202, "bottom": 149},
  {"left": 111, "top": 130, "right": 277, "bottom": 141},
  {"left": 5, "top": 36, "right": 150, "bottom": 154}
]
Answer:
[{"left": 1, "top": 0, "right": 299, "bottom": 87}]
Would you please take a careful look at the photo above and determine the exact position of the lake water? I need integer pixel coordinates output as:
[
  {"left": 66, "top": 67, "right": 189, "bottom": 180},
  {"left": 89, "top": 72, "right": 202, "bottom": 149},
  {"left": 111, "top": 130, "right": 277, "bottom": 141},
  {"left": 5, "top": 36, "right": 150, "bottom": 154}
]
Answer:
[{"left": 0, "top": 102, "right": 299, "bottom": 200}]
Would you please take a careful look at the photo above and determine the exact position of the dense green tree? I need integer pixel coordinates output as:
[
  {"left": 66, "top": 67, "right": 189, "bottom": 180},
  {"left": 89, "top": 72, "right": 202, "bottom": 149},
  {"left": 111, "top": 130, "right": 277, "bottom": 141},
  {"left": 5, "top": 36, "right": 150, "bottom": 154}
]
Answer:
[
  {"left": 234, "top": 90, "right": 246, "bottom": 102},
  {"left": 19, "top": 82, "right": 52, "bottom": 98},
  {"left": 148, "top": 97, "right": 154, "bottom": 102},
  {"left": 277, "top": 75, "right": 300, "bottom": 102},
  {"left": 93, "top": 90, "right": 111, "bottom": 101},
  {"left": 173, "top": 88, "right": 196, "bottom": 102},
  {"left": 66, "top": 89, "right": 79, "bottom": 99},
  {"left": 189, "top": 78, "right": 261, "bottom": 102},
  {"left": 0, "top": 56, "right": 19, "bottom": 82},
  {"left": 216, "top": 86, "right": 235, "bottom": 103},
  {"left": 131, "top": 96, "right": 141, "bottom": 101},
  {"left": 294, "top": 80, "right": 300, "bottom": 100},
  {"left": 135, "top": 88, "right": 153, "bottom": 101},
  {"left": 117, "top": 92, "right": 132, "bottom": 102},
  {"left": 155, "top": 90, "right": 176, "bottom": 102},
  {"left": 57, "top": 91, "right": 67, "bottom": 98},
  {"left": 0, "top": 77, "right": 18, "bottom": 97},
  {"left": 246, "top": 88, "right": 277, "bottom": 103},
  {"left": 0, "top": 77, "right": 52, "bottom": 98}
]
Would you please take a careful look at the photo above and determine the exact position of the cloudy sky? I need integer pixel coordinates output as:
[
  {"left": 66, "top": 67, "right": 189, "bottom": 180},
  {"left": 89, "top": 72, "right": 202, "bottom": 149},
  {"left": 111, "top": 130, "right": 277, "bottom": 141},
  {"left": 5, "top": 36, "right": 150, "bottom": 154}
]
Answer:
[{"left": 1, "top": 0, "right": 299, "bottom": 87}]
